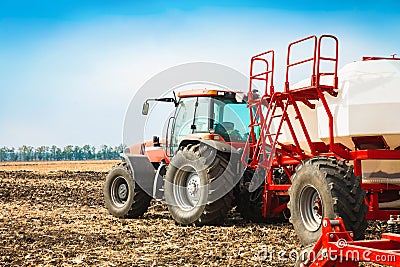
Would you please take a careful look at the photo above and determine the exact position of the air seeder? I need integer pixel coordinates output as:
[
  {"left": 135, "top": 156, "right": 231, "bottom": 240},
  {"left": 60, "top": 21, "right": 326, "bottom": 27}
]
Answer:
[{"left": 104, "top": 34, "right": 400, "bottom": 246}]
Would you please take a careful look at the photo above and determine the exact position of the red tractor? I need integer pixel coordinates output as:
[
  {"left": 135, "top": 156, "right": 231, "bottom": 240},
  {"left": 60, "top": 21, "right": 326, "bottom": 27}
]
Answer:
[
  {"left": 104, "top": 34, "right": 400, "bottom": 246},
  {"left": 104, "top": 89, "right": 250, "bottom": 225}
]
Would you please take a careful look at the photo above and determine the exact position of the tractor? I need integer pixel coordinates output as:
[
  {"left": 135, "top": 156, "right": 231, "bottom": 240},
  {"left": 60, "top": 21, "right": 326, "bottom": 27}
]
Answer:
[
  {"left": 104, "top": 88, "right": 251, "bottom": 225},
  {"left": 104, "top": 34, "right": 400, "bottom": 246}
]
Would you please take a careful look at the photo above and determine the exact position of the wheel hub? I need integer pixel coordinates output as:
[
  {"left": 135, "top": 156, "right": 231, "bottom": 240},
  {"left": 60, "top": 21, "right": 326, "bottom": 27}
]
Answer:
[
  {"left": 186, "top": 173, "right": 201, "bottom": 206},
  {"left": 111, "top": 176, "right": 129, "bottom": 207},
  {"left": 118, "top": 183, "right": 128, "bottom": 199},
  {"left": 172, "top": 169, "right": 202, "bottom": 211},
  {"left": 300, "top": 185, "right": 323, "bottom": 232}
]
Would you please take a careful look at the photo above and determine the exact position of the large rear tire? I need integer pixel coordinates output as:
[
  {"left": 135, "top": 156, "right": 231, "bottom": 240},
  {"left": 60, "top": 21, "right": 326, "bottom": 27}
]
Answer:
[
  {"left": 288, "top": 157, "right": 368, "bottom": 246},
  {"left": 165, "top": 144, "right": 234, "bottom": 226},
  {"left": 104, "top": 162, "right": 152, "bottom": 218}
]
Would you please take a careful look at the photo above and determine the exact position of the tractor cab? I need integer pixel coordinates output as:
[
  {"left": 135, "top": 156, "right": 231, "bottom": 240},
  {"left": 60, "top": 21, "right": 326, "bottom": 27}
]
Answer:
[
  {"left": 169, "top": 89, "right": 250, "bottom": 154},
  {"left": 141, "top": 89, "right": 251, "bottom": 156}
]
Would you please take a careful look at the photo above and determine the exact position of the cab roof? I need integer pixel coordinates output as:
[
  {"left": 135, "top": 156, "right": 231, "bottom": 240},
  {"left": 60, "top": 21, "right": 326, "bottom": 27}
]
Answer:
[{"left": 177, "top": 89, "right": 243, "bottom": 98}]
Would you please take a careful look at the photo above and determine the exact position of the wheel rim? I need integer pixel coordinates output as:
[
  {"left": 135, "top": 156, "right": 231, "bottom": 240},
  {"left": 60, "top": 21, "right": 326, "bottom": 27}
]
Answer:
[
  {"left": 300, "top": 185, "right": 323, "bottom": 232},
  {"left": 111, "top": 176, "right": 129, "bottom": 207},
  {"left": 174, "top": 171, "right": 201, "bottom": 211}
]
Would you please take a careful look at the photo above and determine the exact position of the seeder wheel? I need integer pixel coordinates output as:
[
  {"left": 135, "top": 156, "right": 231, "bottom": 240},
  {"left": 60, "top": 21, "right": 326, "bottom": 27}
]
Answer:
[{"left": 288, "top": 156, "right": 368, "bottom": 245}]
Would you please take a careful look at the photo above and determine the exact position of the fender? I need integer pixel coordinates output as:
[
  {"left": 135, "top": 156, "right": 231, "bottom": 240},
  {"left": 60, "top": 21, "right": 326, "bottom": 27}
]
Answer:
[
  {"left": 121, "top": 153, "right": 156, "bottom": 198},
  {"left": 201, "top": 139, "right": 239, "bottom": 155},
  {"left": 178, "top": 139, "right": 241, "bottom": 175},
  {"left": 179, "top": 135, "right": 240, "bottom": 155}
]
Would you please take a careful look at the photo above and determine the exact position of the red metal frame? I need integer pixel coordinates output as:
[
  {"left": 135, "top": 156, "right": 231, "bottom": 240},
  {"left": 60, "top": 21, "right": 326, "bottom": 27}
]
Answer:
[
  {"left": 242, "top": 34, "right": 400, "bottom": 219},
  {"left": 300, "top": 217, "right": 400, "bottom": 267},
  {"left": 249, "top": 50, "right": 275, "bottom": 97},
  {"left": 285, "top": 35, "right": 318, "bottom": 92}
]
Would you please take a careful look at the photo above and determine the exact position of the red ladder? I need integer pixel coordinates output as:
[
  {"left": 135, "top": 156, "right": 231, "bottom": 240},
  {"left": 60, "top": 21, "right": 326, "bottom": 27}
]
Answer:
[
  {"left": 243, "top": 35, "right": 339, "bottom": 170},
  {"left": 242, "top": 50, "right": 275, "bottom": 168}
]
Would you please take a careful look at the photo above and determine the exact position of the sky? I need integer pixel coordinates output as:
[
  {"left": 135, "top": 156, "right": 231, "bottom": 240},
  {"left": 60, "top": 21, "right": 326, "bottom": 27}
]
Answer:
[{"left": 0, "top": 0, "right": 399, "bottom": 148}]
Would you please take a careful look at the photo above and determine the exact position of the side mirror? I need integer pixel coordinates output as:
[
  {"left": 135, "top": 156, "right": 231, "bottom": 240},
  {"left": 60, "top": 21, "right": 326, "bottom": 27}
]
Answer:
[{"left": 142, "top": 102, "right": 149, "bottom": 115}]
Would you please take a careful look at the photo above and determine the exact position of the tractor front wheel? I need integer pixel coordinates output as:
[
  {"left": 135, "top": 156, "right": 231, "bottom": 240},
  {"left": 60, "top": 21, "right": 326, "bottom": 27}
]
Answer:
[{"left": 104, "top": 162, "right": 152, "bottom": 218}]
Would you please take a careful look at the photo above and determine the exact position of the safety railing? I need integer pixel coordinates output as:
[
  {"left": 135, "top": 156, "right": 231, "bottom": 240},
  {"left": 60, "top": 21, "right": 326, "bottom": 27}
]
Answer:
[
  {"left": 249, "top": 50, "right": 275, "bottom": 99},
  {"left": 285, "top": 35, "right": 338, "bottom": 92}
]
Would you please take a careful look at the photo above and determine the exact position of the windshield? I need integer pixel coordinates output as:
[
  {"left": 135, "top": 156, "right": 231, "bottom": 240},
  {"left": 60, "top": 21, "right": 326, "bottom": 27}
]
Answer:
[
  {"left": 170, "top": 96, "right": 250, "bottom": 153},
  {"left": 212, "top": 98, "right": 249, "bottom": 142}
]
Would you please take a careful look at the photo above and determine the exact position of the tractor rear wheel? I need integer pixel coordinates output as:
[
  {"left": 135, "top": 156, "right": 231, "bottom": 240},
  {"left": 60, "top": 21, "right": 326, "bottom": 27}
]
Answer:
[
  {"left": 237, "top": 168, "right": 288, "bottom": 222},
  {"left": 237, "top": 168, "right": 265, "bottom": 222},
  {"left": 288, "top": 157, "right": 368, "bottom": 246},
  {"left": 164, "top": 144, "right": 234, "bottom": 226},
  {"left": 104, "top": 162, "right": 152, "bottom": 218},
  {"left": 237, "top": 186, "right": 265, "bottom": 222}
]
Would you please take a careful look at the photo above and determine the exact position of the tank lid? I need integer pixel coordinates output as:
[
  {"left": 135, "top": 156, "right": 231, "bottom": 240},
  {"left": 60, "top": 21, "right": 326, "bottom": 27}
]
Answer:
[{"left": 362, "top": 55, "right": 400, "bottom": 61}]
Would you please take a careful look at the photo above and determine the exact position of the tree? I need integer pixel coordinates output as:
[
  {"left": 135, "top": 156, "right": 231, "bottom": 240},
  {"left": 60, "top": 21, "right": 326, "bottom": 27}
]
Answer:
[
  {"left": 26, "top": 146, "right": 34, "bottom": 161},
  {"left": 63, "top": 145, "right": 74, "bottom": 160},
  {"left": 97, "top": 145, "right": 108, "bottom": 160},
  {"left": 82, "top": 145, "right": 92, "bottom": 160},
  {"left": 36, "top": 146, "right": 47, "bottom": 161},
  {"left": 56, "top": 147, "right": 62, "bottom": 161},
  {"left": 19, "top": 145, "right": 35, "bottom": 161},
  {"left": 0, "top": 147, "right": 7, "bottom": 161},
  {"left": 19, "top": 146, "right": 26, "bottom": 161},
  {"left": 50, "top": 145, "right": 57, "bottom": 161},
  {"left": 91, "top": 146, "right": 96, "bottom": 160},
  {"left": 74, "top": 146, "right": 84, "bottom": 160},
  {"left": 9, "top": 147, "right": 17, "bottom": 161}
]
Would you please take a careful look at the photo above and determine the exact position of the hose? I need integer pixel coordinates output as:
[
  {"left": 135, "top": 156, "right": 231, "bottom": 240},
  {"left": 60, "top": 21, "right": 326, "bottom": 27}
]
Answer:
[
  {"left": 362, "top": 178, "right": 400, "bottom": 209},
  {"left": 362, "top": 177, "right": 400, "bottom": 186},
  {"left": 379, "top": 199, "right": 400, "bottom": 209}
]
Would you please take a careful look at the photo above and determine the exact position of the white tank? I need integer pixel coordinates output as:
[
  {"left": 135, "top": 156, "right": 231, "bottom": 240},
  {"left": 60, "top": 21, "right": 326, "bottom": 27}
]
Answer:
[
  {"left": 277, "top": 59, "right": 400, "bottom": 182},
  {"left": 318, "top": 59, "right": 400, "bottom": 150}
]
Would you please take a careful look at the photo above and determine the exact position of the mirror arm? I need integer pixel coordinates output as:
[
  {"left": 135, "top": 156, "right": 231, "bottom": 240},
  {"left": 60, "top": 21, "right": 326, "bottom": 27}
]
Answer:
[
  {"left": 173, "top": 91, "right": 178, "bottom": 107},
  {"left": 143, "top": 96, "right": 179, "bottom": 115}
]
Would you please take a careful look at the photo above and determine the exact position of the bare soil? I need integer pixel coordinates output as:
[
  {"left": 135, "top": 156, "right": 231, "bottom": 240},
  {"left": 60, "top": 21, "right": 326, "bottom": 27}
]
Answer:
[{"left": 0, "top": 162, "right": 385, "bottom": 266}]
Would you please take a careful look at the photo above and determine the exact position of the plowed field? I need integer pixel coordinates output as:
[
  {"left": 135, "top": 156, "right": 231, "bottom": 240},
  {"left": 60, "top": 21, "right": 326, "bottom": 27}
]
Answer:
[{"left": 0, "top": 161, "right": 384, "bottom": 266}]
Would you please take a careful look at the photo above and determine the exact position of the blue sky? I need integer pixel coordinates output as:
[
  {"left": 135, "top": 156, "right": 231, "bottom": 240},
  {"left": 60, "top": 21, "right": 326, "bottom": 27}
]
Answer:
[{"left": 1, "top": 1, "right": 399, "bottom": 147}]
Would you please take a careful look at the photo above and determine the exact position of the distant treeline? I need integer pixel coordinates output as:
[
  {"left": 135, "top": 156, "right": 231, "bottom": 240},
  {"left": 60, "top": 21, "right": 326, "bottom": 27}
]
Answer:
[{"left": 0, "top": 144, "right": 126, "bottom": 162}]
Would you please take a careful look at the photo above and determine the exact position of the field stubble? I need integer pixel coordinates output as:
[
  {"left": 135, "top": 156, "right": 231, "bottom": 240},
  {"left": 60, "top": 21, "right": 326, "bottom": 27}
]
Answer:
[{"left": 0, "top": 161, "right": 384, "bottom": 266}]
